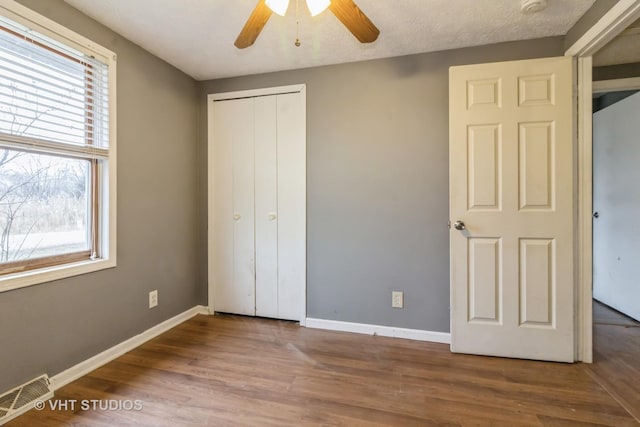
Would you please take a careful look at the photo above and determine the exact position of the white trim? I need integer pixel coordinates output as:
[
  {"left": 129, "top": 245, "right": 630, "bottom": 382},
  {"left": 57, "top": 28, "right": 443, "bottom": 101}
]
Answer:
[
  {"left": 305, "top": 318, "right": 451, "bottom": 344},
  {"left": 50, "top": 305, "right": 209, "bottom": 390},
  {"left": 565, "top": 0, "right": 640, "bottom": 57},
  {"left": 0, "top": 135, "right": 110, "bottom": 160},
  {"left": 206, "top": 96, "right": 216, "bottom": 314},
  {"left": 577, "top": 57, "right": 593, "bottom": 363},
  {"left": 210, "top": 84, "right": 306, "bottom": 101},
  {"left": 593, "top": 77, "right": 640, "bottom": 94},
  {"left": 207, "top": 84, "right": 307, "bottom": 323},
  {"left": 106, "top": 49, "right": 118, "bottom": 276},
  {"left": 297, "top": 86, "right": 307, "bottom": 327},
  {"left": 0, "top": 258, "right": 116, "bottom": 293}
]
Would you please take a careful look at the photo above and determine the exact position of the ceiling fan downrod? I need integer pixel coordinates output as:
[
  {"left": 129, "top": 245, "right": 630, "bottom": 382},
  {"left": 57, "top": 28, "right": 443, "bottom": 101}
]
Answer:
[{"left": 295, "top": 0, "right": 301, "bottom": 46}]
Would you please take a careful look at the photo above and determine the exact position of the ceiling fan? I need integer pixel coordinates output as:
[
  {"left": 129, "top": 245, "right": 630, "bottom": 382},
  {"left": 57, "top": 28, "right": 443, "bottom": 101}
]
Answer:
[{"left": 235, "top": 0, "right": 380, "bottom": 49}]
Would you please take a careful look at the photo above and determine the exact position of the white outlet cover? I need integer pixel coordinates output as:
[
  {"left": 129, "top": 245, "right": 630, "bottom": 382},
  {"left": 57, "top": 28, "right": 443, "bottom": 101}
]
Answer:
[{"left": 149, "top": 290, "right": 158, "bottom": 308}]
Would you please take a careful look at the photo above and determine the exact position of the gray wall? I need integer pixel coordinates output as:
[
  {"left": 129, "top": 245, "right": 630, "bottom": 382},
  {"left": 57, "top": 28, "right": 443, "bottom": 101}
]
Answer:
[
  {"left": 594, "top": 62, "right": 640, "bottom": 80},
  {"left": 593, "top": 90, "right": 638, "bottom": 112},
  {"left": 565, "top": 0, "right": 619, "bottom": 51},
  {"left": 0, "top": 0, "right": 201, "bottom": 392},
  {"left": 198, "top": 37, "right": 565, "bottom": 333}
]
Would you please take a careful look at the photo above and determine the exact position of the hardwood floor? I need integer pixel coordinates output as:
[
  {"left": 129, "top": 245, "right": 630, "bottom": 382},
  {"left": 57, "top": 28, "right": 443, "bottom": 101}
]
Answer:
[
  {"left": 586, "top": 301, "right": 640, "bottom": 423},
  {"left": 9, "top": 305, "right": 640, "bottom": 426}
]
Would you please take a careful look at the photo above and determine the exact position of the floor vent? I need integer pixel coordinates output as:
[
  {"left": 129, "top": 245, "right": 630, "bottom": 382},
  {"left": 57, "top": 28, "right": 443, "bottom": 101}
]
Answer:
[{"left": 0, "top": 375, "right": 52, "bottom": 425}]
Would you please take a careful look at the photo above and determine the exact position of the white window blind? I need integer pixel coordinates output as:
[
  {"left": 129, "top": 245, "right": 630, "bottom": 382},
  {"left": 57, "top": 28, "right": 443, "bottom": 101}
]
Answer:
[
  {"left": 0, "top": 1, "right": 116, "bottom": 291},
  {"left": 0, "top": 15, "right": 109, "bottom": 159}
]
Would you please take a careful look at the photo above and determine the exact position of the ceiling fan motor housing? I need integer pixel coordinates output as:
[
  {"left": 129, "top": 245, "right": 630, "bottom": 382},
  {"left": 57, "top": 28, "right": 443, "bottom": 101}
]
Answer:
[{"left": 521, "top": 0, "right": 548, "bottom": 14}]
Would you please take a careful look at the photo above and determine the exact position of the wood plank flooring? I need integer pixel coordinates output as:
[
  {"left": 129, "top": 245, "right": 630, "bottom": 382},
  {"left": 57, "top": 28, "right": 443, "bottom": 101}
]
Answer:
[
  {"left": 586, "top": 301, "right": 640, "bottom": 423},
  {"left": 8, "top": 303, "right": 640, "bottom": 426}
]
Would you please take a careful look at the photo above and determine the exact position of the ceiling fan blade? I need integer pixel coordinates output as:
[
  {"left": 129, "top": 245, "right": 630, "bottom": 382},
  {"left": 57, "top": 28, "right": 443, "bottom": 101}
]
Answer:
[
  {"left": 235, "top": 0, "right": 273, "bottom": 49},
  {"left": 329, "top": 0, "right": 379, "bottom": 44}
]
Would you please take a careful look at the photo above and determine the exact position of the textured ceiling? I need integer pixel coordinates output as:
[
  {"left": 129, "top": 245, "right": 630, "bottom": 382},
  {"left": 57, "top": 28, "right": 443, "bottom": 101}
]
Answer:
[{"left": 63, "top": 0, "right": 595, "bottom": 81}]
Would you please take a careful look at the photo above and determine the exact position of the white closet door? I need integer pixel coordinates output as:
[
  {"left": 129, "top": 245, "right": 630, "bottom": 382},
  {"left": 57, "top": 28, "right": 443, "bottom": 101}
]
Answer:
[
  {"left": 254, "top": 96, "right": 279, "bottom": 318},
  {"left": 276, "top": 92, "right": 306, "bottom": 321},
  {"left": 209, "top": 86, "right": 306, "bottom": 322},
  {"left": 213, "top": 98, "right": 256, "bottom": 316}
]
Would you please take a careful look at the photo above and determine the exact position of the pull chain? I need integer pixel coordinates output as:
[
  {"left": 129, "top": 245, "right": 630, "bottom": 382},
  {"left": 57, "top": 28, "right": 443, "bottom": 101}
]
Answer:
[{"left": 294, "top": 0, "right": 301, "bottom": 47}]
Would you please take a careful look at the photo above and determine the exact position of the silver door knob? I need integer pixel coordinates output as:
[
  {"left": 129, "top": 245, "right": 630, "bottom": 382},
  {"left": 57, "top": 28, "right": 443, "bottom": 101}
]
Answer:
[
  {"left": 454, "top": 220, "right": 466, "bottom": 231},
  {"left": 233, "top": 214, "right": 241, "bottom": 221},
  {"left": 268, "top": 213, "right": 277, "bottom": 221}
]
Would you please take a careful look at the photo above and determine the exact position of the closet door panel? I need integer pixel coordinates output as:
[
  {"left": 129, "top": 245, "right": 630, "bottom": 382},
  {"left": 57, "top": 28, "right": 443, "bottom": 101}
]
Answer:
[
  {"left": 276, "top": 92, "right": 306, "bottom": 321},
  {"left": 254, "top": 96, "right": 279, "bottom": 318},
  {"left": 232, "top": 98, "right": 257, "bottom": 316},
  {"left": 212, "top": 100, "right": 235, "bottom": 314},
  {"left": 214, "top": 98, "right": 255, "bottom": 316}
]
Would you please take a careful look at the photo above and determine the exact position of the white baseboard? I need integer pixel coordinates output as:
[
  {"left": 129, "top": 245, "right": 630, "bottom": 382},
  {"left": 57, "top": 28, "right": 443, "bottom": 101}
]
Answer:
[
  {"left": 50, "top": 305, "right": 209, "bottom": 390},
  {"left": 305, "top": 318, "right": 451, "bottom": 344}
]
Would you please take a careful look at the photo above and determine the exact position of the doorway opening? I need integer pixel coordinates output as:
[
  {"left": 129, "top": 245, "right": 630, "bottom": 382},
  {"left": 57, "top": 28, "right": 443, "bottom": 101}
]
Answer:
[{"left": 587, "top": 18, "right": 640, "bottom": 420}]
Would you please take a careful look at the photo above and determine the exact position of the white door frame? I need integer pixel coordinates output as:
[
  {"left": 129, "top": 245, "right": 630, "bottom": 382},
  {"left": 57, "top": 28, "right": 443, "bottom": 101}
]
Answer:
[
  {"left": 566, "top": 0, "right": 640, "bottom": 363},
  {"left": 593, "top": 77, "right": 640, "bottom": 93},
  {"left": 206, "top": 84, "right": 307, "bottom": 324}
]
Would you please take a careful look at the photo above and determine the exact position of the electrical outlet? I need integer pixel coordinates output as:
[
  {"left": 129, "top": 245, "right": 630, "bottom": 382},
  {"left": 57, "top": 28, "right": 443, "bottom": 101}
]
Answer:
[
  {"left": 149, "top": 290, "right": 158, "bottom": 308},
  {"left": 392, "top": 291, "right": 403, "bottom": 308}
]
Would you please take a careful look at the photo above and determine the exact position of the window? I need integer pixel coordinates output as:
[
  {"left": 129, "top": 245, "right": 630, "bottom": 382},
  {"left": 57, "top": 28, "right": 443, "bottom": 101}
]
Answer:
[{"left": 0, "top": 2, "right": 116, "bottom": 291}]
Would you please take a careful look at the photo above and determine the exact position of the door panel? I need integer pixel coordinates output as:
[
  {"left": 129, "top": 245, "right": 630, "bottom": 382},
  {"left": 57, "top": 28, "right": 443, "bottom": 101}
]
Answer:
[
  {"left": 468, "top": 237, "right": 501, "bottom": 323},
  {"left": 468, "top": 125, "right": 502, "bottom": 211},
  {"left": 593, "top": 91, "right": 640, "bottom": 321},
  {"left": 518, "top": 122, "right": 554, "bottom": 210},
  {"left": 212, "top": 100, "right": 234, "bottom": 314},
  {"left": 254, "top": 96, "right": 279, "bottom": 318},
  {"left": 231, "top": 99, "right": 257, "bottom": 316},
  {"left": 519, "top": 238, "right": 554, "bottom": 327},
  {"left": 213, "top": 98, "right": 256, "bottom": 316},
  {"left": 276, "top": 92, "right": 306, "bottom": 321},
  {"left": 450, "top": 57, "right": 574, "bottom": 362}
]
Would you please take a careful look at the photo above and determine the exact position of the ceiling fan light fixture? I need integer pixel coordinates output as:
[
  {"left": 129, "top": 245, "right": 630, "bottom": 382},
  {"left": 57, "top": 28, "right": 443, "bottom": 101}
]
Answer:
[
  {"left": 265, "top": 0, "right": 289, "bottom": 16},
  {"left": 521, "top": 0, "right": 547, "bottom": 14},
  {"left": 306, "top": 0, "right": 331, "bottom": 17},
  {"left": 235, "top": 0, "right": 379, "bottom": 49}
]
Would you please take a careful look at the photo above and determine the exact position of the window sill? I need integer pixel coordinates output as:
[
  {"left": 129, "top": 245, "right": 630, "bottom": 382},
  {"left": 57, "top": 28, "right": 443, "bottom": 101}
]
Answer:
[{"left": 0, "top": 258, "right": 116, "bottom": 293}]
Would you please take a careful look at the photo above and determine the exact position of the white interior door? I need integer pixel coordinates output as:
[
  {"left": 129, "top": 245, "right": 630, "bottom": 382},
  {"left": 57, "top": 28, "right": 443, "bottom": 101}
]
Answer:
[
  {"left": 449, "top": 57, "right": 575, "bottom": 362},
  {"left": 593, "top": 91, "right": 640, "bottom": 321}
]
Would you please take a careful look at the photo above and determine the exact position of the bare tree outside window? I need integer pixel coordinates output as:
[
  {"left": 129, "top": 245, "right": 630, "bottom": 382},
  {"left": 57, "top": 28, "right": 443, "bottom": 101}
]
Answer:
[{"left": 0, "top": 148, "right": 90, "bottom": 263}]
